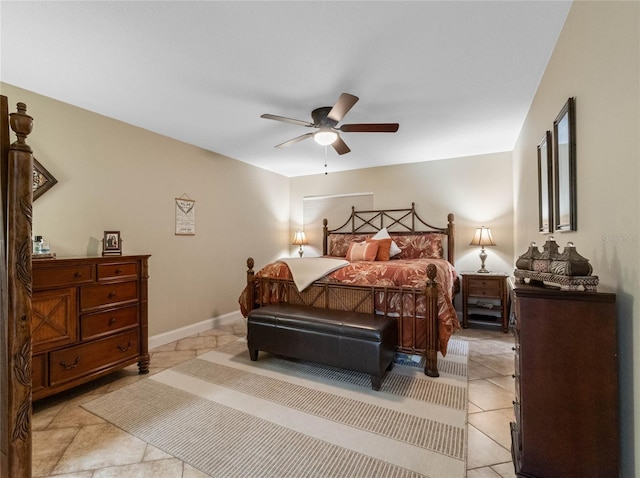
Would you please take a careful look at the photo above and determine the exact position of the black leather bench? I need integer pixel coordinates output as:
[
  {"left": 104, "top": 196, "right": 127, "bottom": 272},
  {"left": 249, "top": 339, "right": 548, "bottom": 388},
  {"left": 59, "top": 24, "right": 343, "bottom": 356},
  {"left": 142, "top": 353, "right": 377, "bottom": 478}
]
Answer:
[{"left": 247, "top": 303, "right": 397, "bottom": 390}]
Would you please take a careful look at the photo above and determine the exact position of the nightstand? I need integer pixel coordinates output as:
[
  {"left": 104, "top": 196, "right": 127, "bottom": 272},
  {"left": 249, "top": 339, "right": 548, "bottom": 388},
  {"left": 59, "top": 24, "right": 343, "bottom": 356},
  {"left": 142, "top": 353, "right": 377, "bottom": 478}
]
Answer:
[{"left": 461, "top": 272, "right": 509, "bottom": 333}]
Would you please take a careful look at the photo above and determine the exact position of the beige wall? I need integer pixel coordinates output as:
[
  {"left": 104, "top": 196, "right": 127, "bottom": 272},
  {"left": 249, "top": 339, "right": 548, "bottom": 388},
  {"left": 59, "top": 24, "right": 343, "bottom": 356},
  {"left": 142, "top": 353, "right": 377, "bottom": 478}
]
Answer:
[
  {"left": 1, "top": 82, "right": 290, "bottom": 337},
  {"left": 289, "top": 152, "right": 515, "bottom": 278},
  {"left": 512, "top": 2, "right": 640, "bottom": 474}
]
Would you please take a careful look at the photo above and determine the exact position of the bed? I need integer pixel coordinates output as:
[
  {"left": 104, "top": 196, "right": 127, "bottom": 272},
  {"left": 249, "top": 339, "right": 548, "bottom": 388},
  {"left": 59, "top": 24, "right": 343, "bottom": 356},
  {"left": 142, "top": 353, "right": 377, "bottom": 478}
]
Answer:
[{"left": 239, "top": 203, "right": 460, "bottom": 377}]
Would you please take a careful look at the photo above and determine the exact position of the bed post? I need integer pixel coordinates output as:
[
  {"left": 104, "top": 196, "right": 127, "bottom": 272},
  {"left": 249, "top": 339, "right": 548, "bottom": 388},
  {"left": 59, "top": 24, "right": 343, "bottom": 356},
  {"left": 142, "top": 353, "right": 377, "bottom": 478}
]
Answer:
[
  {"left": 447, "top": 213, "right": 455, "bottom": 265},
  {"left": 322, "top": 219, "right": 328, "bottom": 256},
  {"left": 246, "top": 257, "right": 255, "bottom": 313},
  {"left": 424, "top": 264, "right": 439, "bottom": 377},
  {"left": 1, "top": 99, "right": 34, "bottom": 478}
]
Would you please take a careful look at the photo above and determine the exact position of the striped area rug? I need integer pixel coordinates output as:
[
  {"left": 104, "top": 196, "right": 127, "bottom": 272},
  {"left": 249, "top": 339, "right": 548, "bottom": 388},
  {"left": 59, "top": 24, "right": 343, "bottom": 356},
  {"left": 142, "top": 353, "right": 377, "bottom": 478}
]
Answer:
[{"left": 84, "top": 338, "right": 468, "bottom": 477}]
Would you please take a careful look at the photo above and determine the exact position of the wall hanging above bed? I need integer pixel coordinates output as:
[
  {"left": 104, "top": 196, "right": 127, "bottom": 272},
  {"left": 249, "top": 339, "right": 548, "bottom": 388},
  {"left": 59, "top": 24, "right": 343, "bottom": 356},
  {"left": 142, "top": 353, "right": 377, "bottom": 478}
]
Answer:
[{"left": 33, "top": 157, "right": 58, "bottom": 200}]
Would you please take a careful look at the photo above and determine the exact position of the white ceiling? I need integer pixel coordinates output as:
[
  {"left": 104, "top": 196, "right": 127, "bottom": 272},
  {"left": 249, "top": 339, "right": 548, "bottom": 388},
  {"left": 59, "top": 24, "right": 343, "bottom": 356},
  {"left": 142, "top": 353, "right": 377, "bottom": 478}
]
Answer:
[{"left": 1, "top": 1, "right": 572, "bottom": 177}]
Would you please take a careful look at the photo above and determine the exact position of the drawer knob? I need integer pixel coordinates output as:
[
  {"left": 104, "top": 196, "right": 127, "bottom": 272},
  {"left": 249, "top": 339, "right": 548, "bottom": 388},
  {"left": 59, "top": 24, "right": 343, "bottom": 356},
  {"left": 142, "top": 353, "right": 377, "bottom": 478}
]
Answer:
[
  {"left": 60, "top": 357, "right": 81, "bottom": 370},
  {"left": 108, "top": 292, "right": 116, "bottom": 298},
  {"left": 74, "top": 272, "right": 82, "bottom": 278},
  {"left": 115, "top": 268, "right": 122, "bottom": 274},
  {"left": 108, "top": 317, "right": 117, "bottom": 325},
  {"left": 117, "top": 341, "right": 133, "bottom": 353}
]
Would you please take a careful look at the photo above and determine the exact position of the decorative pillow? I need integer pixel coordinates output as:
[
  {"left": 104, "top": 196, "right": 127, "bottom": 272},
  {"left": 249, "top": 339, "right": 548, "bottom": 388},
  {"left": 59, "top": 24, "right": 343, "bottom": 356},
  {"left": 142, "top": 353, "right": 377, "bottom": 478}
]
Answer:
[
  {"left": 367, "top": 238, "right": 392, "bottom": 261},
  {"left": 372, "top": 228, "right": 402, "bottom": 257},
  {"left": 394, "top": 234, "right": 444, "bottom": 259},
  {"left": 346, "top": 240, "right": 379, "bottom": 262},
  {"left": 328, "top": 234, "right": 370, "bottom": 257}
]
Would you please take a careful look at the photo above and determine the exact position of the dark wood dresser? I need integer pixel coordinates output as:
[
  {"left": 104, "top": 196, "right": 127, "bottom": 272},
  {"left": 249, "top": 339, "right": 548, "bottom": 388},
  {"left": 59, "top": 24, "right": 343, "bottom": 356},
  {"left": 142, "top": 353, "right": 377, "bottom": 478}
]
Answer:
[
  {"left": 509, "top": 280, "right": 619, "bottom": 477},
  {"left": 31, "top": 255, "right": 150, "bottom": 400}
]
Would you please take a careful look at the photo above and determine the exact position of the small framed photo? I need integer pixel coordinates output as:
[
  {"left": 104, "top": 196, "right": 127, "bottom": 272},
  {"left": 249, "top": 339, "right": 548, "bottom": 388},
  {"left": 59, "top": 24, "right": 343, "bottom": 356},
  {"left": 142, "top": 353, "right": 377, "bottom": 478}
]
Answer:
[{"left": 102, "top": 231, "right": 122, "bottom": 256}]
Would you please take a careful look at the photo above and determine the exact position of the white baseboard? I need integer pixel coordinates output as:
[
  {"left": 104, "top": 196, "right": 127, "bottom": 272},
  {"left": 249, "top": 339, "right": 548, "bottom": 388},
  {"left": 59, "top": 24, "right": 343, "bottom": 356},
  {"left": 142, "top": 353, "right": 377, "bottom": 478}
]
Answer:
[{"left": 148, "top": 310, "right": 245, "bottom": 350}]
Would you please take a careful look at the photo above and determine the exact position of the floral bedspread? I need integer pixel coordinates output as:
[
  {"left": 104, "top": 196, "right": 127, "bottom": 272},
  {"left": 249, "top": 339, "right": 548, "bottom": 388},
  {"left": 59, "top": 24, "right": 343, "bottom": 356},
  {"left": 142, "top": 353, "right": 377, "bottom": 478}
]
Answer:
[{"left": 239, "top": 258, "right": 460, "bottom": 355}]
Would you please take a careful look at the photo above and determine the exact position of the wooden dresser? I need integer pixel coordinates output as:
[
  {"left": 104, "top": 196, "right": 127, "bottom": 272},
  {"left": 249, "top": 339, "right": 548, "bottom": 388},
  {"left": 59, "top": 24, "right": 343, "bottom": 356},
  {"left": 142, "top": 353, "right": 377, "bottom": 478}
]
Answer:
[
  {"left": 31, "top": 255, "right": 150, "bottom": 400},
  {"left": 509, "top": 280, "right": 619, "bottom": 477}
]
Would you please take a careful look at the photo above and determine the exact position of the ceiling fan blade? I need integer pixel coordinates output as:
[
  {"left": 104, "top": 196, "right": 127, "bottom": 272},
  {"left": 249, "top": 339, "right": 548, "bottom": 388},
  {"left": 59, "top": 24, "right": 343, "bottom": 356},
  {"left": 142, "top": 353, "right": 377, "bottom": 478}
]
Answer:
[
  {"left": 261, "top": 113, "right": 313, "bottom": 127},
  {"left": 327, "top": 93, "right": 359, "bottom": 122},
  {"left": 332, "top": 136, "right": 351, "bottom": 155},
  {"left": 275, "top": 132, "right": 314, "bottom": 149},
  {"left": 340, "top": 123, "right": 399, "bottom": 133}
]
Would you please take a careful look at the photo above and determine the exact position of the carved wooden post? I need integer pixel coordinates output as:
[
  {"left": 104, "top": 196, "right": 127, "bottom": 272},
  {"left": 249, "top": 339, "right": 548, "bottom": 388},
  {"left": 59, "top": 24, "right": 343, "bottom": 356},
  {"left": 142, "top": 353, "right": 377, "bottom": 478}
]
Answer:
[
  {"left": 2, "top": 101, "right": 34, "bottom": 478},
  {"left": 424, "top": 263, "right": 439, "bottom": 378},
  {"left": 322, "top": 219, "right": 328, "bottom": 256},
  {"left": 138, "top": 257, "right": 150, "bottom": 374},
  {"left": 246, "top": 257, "right": 255, "bottom": 313},
  {"left": 447, "top": 213, "right": 455, "bottom": 265}
]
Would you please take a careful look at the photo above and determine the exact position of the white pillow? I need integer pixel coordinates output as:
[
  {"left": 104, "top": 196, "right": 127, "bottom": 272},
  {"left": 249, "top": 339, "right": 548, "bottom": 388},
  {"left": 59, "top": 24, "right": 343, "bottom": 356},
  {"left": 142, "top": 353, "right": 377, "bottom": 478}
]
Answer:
[{"left": 372, "top": 228, "right": 402, "bottom": 257}]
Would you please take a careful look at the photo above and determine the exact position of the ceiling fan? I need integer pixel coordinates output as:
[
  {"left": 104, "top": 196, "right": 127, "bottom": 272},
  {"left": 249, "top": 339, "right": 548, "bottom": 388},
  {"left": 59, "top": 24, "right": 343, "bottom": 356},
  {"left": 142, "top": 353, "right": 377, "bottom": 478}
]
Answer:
[{"left": 260, "top": 93, "right": 399, "bottom": 155}]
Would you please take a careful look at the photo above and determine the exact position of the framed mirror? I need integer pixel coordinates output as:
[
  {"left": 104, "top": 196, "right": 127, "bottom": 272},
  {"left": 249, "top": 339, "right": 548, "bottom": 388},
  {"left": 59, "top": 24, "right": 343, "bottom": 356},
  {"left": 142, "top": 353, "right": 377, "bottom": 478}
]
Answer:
[
  {"left": 553, "top": 97, "right": 576, "bottom": 232},
  {"left": 537, "top": 131, "right": 553, "bottom": 233}
]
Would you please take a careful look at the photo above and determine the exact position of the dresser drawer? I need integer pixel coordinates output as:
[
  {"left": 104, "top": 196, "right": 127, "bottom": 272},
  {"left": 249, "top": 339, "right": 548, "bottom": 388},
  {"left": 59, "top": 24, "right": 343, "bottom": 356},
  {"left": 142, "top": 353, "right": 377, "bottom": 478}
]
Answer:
[
  {"left": 49, "top": 330, "right": 139, "bottom": 386},
  {"left": 33, "top": 265, "right": 94, "bottom": 289},
  {"left": 467, "top": 278, "right": 502, "bottom": 297},
  {"left": 80, "top": 281, "right": 138, "bottom": 311},
  {"left": 81, "top": 305, "right": 139, "bottom": 341},
  {"left": 98, "top": 262, "right": 139, "bottom": 281}
]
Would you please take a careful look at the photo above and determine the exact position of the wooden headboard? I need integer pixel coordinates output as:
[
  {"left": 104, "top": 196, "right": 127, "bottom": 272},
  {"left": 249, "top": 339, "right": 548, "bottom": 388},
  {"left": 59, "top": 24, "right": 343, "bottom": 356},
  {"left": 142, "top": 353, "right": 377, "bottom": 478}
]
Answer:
[{"left": 322, "top": 203, "right": 455, "bottom": 265}]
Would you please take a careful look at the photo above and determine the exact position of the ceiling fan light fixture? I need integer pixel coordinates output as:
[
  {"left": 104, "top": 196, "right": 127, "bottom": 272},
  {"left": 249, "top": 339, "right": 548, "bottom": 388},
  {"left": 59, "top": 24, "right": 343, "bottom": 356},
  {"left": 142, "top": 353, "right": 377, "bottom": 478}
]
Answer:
[{"left": 313, "top": 129, "right": 338, "bottom": 146}]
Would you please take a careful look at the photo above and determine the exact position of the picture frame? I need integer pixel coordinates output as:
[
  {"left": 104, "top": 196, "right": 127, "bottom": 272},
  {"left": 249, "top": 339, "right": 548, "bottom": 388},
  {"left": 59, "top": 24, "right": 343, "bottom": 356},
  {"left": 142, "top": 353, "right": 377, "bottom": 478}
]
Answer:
[
  {"left": 553, "top": 97, "right": 577, "bottom": 232},
  {"left": 33, "top": 157, "right": 58, "bottom": 201},
  {"left": 175, "top": 196, "right": 196, "bottom": 236},
  {"left": 537, "top": 130, "right": 553, "bottom": 234},
  {"left": 102, "top": 230, "right": 122, "bottom": 256}
]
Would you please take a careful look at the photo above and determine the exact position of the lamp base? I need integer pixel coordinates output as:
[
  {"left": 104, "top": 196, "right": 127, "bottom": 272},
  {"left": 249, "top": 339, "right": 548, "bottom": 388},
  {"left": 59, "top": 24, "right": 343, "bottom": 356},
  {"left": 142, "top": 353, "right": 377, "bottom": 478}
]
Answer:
[
  {"left": 477, "top": 247, "right": 490, "bottom": 273},
  {"left": 298, "top": 246, "right": 304, "bottom": 258}
]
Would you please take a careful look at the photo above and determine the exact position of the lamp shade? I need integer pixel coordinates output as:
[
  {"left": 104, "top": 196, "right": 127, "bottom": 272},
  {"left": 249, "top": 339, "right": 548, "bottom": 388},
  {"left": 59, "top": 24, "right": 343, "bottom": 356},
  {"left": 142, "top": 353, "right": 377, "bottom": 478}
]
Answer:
[
  {"left": 292, "top": 231, "right": 308, "bottom": 246},
  {"left": 469, "top": 227, "right": 496, "bottom": 247}
]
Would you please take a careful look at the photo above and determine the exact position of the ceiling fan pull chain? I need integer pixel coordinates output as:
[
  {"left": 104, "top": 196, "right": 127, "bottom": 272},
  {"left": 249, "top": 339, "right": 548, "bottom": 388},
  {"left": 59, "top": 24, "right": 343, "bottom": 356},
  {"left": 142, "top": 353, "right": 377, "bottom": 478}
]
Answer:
[{"left": 324, "top": 145, "right": 328, "bottom": 175}]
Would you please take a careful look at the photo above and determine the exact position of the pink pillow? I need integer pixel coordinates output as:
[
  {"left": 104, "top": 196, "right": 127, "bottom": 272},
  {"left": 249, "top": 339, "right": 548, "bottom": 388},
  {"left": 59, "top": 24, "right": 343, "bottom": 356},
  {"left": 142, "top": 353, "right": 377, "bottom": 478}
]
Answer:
[{"left": 346, "top": 241, "right": 379, "bottom": 262}]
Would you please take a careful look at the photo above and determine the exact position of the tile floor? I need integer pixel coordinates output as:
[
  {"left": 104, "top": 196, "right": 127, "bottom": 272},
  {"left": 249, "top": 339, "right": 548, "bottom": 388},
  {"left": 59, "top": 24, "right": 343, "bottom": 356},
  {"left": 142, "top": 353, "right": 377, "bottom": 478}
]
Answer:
[{"left": 31, "top": 319, "right": 516, "bottom": 478}]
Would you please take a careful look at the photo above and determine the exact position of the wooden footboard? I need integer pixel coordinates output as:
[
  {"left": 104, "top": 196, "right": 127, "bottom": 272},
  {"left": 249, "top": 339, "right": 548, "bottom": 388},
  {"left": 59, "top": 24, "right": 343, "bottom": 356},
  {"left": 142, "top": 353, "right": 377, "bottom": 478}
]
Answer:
[{"left": 245, "top": 258, "right": 442, "bottom": 377}]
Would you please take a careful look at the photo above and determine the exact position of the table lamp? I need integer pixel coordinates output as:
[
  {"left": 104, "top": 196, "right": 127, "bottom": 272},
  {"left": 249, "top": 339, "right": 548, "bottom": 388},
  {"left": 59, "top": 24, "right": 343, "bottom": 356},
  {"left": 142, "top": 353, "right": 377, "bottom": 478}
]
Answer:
[
  {"left": 469, "top": 227, "right": 496, "bottom": 273},
  {"left": 292, "top": 231, "right": 308, "bottom": 257}
]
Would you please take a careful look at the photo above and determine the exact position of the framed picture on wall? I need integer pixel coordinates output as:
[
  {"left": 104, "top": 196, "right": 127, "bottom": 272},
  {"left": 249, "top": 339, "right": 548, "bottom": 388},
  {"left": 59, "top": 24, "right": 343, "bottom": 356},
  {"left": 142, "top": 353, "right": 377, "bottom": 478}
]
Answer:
[
  {"left": 175, "top": 196, "right": 196, "bottom": 235},
  {"left": 33, "top": 157, "right": 58, "bottom": 201},
  {"left": 553, "top": 97, "right": 577, "bottom": 232},
  {"left": 537, "top": 130, "right": 553, "bottom": 234}
]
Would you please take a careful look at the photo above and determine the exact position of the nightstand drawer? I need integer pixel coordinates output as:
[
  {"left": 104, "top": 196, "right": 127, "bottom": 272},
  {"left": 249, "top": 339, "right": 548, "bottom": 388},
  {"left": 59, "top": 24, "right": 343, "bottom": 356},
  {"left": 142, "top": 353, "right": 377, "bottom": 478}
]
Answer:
[{"left": 467, "top": 278, "right": 502, "bottom": 297}]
